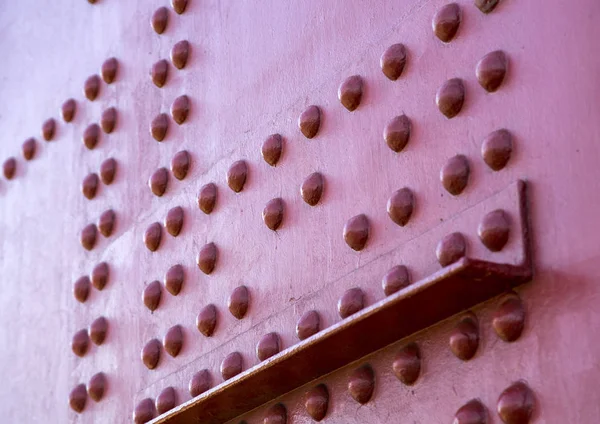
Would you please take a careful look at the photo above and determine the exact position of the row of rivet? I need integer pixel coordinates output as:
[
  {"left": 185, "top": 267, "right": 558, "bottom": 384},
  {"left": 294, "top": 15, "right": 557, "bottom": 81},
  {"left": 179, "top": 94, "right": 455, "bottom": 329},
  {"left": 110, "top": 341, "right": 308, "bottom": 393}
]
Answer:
[
  {"left": 73, "top": 262, "right": 110, "bottom": 302},
  {"left": 68, "top": 372, "right": 107, "bottom": 413},
  {"left": 151, "top": 1, "right": 189, "bottom": 36},
  {"left": 81, "top": 158, "right": 118, "bottom": 200},
  {"left": 80, "top": 209, "right": 117, "bottom": 251},
  {"left": 71, "top": 316, "right": 109, "bottom": 357}
]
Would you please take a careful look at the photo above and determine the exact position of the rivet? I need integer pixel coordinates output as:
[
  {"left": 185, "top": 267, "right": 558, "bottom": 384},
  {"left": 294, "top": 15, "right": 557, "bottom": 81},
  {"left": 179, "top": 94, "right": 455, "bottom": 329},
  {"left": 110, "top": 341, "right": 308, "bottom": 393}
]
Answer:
[
  {"left": 144, "top": 222, "right": 163, "bottom": 252},
  {"left": 73, "top": 276, "right": 91, "bottom": 303},
  {"left": 150, "top": 113, "right": 169, "bottom": 142},
  {"left": 42, "top": 118, "right": 56, "bottom": 141},
  {"left": 227, "top": 160, "right": 248, "bottom": 192},
  {"left": 82, "top": 173, "right": 99, "bottom": 200},
  {"left": 101, "top": 57, "right": 118, "bottom": 84},
  {"left": 149, "top": 167, "right": 169, "bottom": 196},
  {"left": 83, "top": 123, "right": 101, "bottom": 150},
  {"left": 305, "top": 384, "right": 329, "bottom": 421},
  {"left": 497, "top": 381, "right": 534, "bottom": 424},
  {"left": 348, "top": 364, "right": 375, "bottom": 404},
  {"left": 171, "top": 95, "right": 190, "bottom": 125},
  {"left": 343, "top": 214, "right": 370, "bottom": 251},
  {"left": 61, "top": 98, "right": 77, "bottom": 122},
  {"left": 171, "top": 0, "right": 188, "bottom": 14},
  {"left": 338, "top": 287, "right": 365, "bottom": 319},
  {"left": 164, "top": 325, "right": 184, "bottom": 357},
  {"left": 478, "top": 209, "right": 510, "bottom": 252},
  {"left": 387, "top": 187, "right": 415, "bottom": 226},
  {"left": 72, "top": 329, "right": 90, "bottom": 357},
  {"left": 441, "top": 154, "right": 470, "bottom": 195},
  {"left": 338, "top": 75, "right": 363, "bottom": 111},
  {"left": 3, "top": 157, "right": 16, "bottom": 180},
  {"left": 171, "top": 40, "right": 190, "bottom": 70},
  {"left": 228, "top": 285, "right": 249, "bottom": 319},
  {"left": 197, "top": 242, "right": 218, "bottom": 274},
  {"left": 449, "top": 314, "right": 479, "bottom": 360},
  {"left": 437, "top": 232, "right": 467, "bottom": 266},
  {"left": 165, "top": 264, "right": 184, "bottom": 296},
  {"left": 69, "top": 384, "right": 87, "bottom": 413},
  {"left": 296, "top": 310, "right": 320, "bottom": 340},
  {"left": 221, "top": 351, "right": 243, "bottom": 380},
  {"left": 189, "top": 369, "right": 212, "bottom": 397},
  {"left": 81, "top": 224, "right": 98, "bottom": 251},
  {"left": 482, "top": 129, "right": 513, "bottom": 171},
  {"left": 151, "top": 7, "right": 169, "bottom": 34},
  {"left": 300, "top": 172, "right": 324, "bottom": 206},
  {"left": 98, "top": 209, "right": 116, "bottom": 237},
  {"left": 134, "top": 398, "right": 156, "bottom": 424},
  {"left": 392, "top": 342, "right": 421, "bottom": 385},
  {"left": 436, "top": 78, "right": 465, "bottom": 118},
  {"left": 143, "top": 281, "right": 162, "bottom": 312},
  {"left": 475, "top": 0, "right": 500, "bottom": 14},
  {"left": 454, "top": 399, "right": 488, "bottom": 424},
  {"left": 432, "top": 3, "right": 461, "bottom": 42},
  {"left": 263, "top": 198, "right": 284, "bottom": 231},
  {"left": 256, "top": 332, "right": 280, "bottom": 361},
  {"left": 384, "top": 114, "right": 411, "bottom": 153},
  {"left": 261, "top": 134, "right": 283, "bottom": 166},
  {"left": 84, "top": 75, "right": 101, "bottom": 101},
  {"left": 165, "top": 206, "right": 184, "bottom": 237},
  {"left": 298, "top": 105, "right": 321, "bottom": 139},
  {"left": 142, "top": 339, "right": 161, "bottom": 369},
  {"left": 198, "top": 182, "right": 217, "bottom": 214},
  {"left": 264, "top": 403, "right": 287, "bottom": 424},
  {"left": 100, "top": 107, "right": 117, "bottom": 133},
  {"left": 91, "top": 262, "right": 109, "bottom": 290},
  {"left": 100, "top": 158, "right": 117, "bottom": 184},
  {"left": 89, "top": 316, "right": 108, "bottom": 345},
  {"left": 156, "top": 387, "right": 177, "bottom": 415},
  {"left": 477, "top": 50, "right": 508, "bottom": 92},
  {"left": 382, "top": 265, "right": 411, "bottom": 296},
  {"left": 492, "top": 293, "right": 525, "bottom": 342},
  {"left": 151, "top": 59, "right": 169, "bottom": 87},
  {"left": 170, "top": 150, "right": 190, "bottom": 181},
  {"left": 380, "top": 43, "right": 407, "bottom": 81},
  {"left": 87, "top": 372, "right": 107, "bottom": 402},
  {"left": 196, "top": 304, "right": 217, "bottom": 337},
  {"left": 22, "top": 138, "right": 36, "bottom": 161}
]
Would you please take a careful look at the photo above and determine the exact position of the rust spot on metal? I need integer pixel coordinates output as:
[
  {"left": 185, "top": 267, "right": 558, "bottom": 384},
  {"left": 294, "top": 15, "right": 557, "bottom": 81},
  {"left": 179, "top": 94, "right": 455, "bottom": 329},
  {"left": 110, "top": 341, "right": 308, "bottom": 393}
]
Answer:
[
  {"left": 142, "top": 339, "right": 161, "bottom": 370},
  {"left": 384, "top": 114, "right": 411, "bottom": 153},
  {"left": 82, "top": 173, "right": 99, "bottom": 200},
  {"left": 482, "top": 129, "right": 513, "bottom": 171},
  {"left": 100, "top": 158, "right": 117, "bottom": 185},
  {"left": 477, "top": 50, "right": 508, "bottom": 92},
  {"left": 83, "top": 123, "right": 100, "bottom": 150},
  {"left": 61, "top": 98, "right": 76, "bottom": 122},
  {"left": 171, "top": 95, "right": 190, "bottom": 125},
  {"left": 300, "top": 172, "right": 324, "bottom": 206},
  {"left": 228, "top": 285, "right": 249, "bottom": 319},
  {"left": 171, "top": 40, "right": 190, "bottom": 70},
  {"left": 91, "top": 262, "right": 109, "bottom": 290},
  {"left": 338, "top": 75, "right": 363, "bottom": 111},
  {"left": 170, "top": 150, "right": 190, "bottom": 181},
  {"left": 189, "top": 369, "right": 212, "bottom": 397},
  {"left": 264, "top": 403, "right": 287, "bottom": 424},
  {"left": 100, "top": 107, "right": 117, "bottom": 133},
  {"left": 81, "top": 224, "right": 98, "bottom": 251},
  {"left": 392, "top": 342, "right": 421, "bottom": 385},
  {"left": 197, "top": 242, "right": 218, "bottom": 274},
  {"left": 150, "top": 113, "right": 169, "bottom": 142},
  {"left": 165, "top": 264, "right": 185, "bottom": 296},
  {"left": 348, "top": 364, "right": 375, "bottom": 404},
  {"left": 497, "top": 381, "right": 535, "bottom": 424},
  {"left": 261, "top": 134, "right": 283, "bottom": 166},
  {"left": 338, "top": 287, "right": 365, "bottom": 319},
  {"left": 343, "top": 214, "right": 370, "bottom": 251},
  {"left": 101, "top": 57, "right": 118, "bottom": 84},
  {"left": 87, "top": 372, "right": 106, "bottom": 402},
  {"left": 475, "top": 0, "right": 500, "bottom": 14},
  {"left": 196, "top": 304, "right": 217, "bottom": 337},
  {"left": 436, "top": 78, "right": 465, "bottom": 118},
  {"left": 227, "top": 160, "right": 248, "bottom": 193},
  {"left": 432, "top": 3, "right": 461, "bottom": 42},
  {"left": 42, "top": 118, "right": 56, "bottom": 141},
  {"left": 151, "top": 59, "right": 169, "bottom": 88},
  {"left": 3, "top": 157, "right": 16, "bottom": 180},
  {"left": 149, "top": 167, "right": 169, "bottom": 196},
  {"left": 152, "top": 7, "right": 169, "bottom": 34},
  {"left": 382, "top": 265, "right": 411, "bottom": 296},
  {"left": 72, "top": 329, "right": 90, "bottom": 357},
  {"left": 380, "top": 43, "right": 407, "bottom": 81},
  {"left": 437, "top": 232, "right": 467, "bottom": 266},
  {"left": 22, "top": 138, "right": 36, "bottom": 161},
  {"left": 144, "top": 222, "right": 163, "bottom": 252},
  {"left": 164, "top": 325, "right": 184, "bottom": 357},
  {"left": 84, "top": 75, "right": 101, "bottom": 101},
  {"left": 221, "top": 352, "right": 243, "bottom": 380},
  {"left": 441, "top": 154, "right": 470, "bottom": 195},
  {"left": 165, "top": 206, "right": 184, "bottom": 237},
  {"left": 493, "top": 293, "right": 525, "bottom": 342},
  {"left": 479, "top": 209, "right": 511, "bottom": 252},
  {"left": 171, "top": 0, "right": 188, "bottom": 14},
  {"left": 143, "top": 281, "right": 162, "bottom": 312},
  {"left": 73, "top": 276, "right": 91, "bottom": 303},
  {"left": 454, "top": 399, "right": 488, "bottom": 424},
  {"left": 298, "top": 105, "right": 321, "bottom": 139},
  {"left": 98, "top": 209, "right": 116, "bottom": 237},
  {"left": 89, "top": 316, "right": 108, "bottom": 345},
  {"left": 156, "top": 387, "right": 177, "bottom": 415},
  {"left": 198, "top": 182, "right": 217, "bottom": 214},
  {"left": 296, "top": 310, "right": 320, "bottom": 340},
  {"left": 305, "top": 384, "right": 328, "bottom": 421},
  {"left": 256, "top": 332, "right": 281, "bottom": 361},
  {"left": 69, "top": 384, "right": 87, "bottom": 413},
  {"left": 263, "top": 198, "right": 284, "bottom": 231},
  {"left": 134, "top": 398, "right": 156, "bottom": 424},
  {"left": 449, "top": 314, "right": 479, "bottom": 361},
  {"left": 387, "top": 187, "right": 415, "bottom": 226}
]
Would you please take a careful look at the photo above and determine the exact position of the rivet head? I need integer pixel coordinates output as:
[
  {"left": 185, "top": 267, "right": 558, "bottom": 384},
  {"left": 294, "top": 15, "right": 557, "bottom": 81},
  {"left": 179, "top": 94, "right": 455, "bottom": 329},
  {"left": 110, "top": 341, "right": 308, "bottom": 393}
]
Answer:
[
  {"left": 437, "top": 232, "right": 467, "bottom": 266},
  {"left": 134, "top": 398, "right": 156, "bottom": 424},
  {"left": 100, "top": 158, "right": 117, "bottom": 184},
  {"left": 83, "top": 123, "right": 101, "bottom": 150},
  {"left": 228, "top": 285, "right": 249, "bottom": 319},
  {"left": 91, "top": 262, "right": 109, "bottom": 290},
  {"left": 348, "top": 364, "right": 375, "bottom": 404},
  {"left": 264, "top": 403, "right": 287, "bottom": 424},
  {"left": 227, "top": 160, "right": 248, "bottom": 193},
  {"left": 101, "top": 57, "right": 118, "bottom": 84},
  {"left": 296, "top": 310, "right": 320, "bottom": 340},
  {"left": 387, "top": 187, "right": 415, "bottom": 226},
  {"left": 143, "top": 281, "right": 162, "bottom": 312},
  {"left": 482, "top": 129, "right": 513, "bottom": 171},
  {"left": 171, "top": 95, "right": 190, "bottom": 124},
  {"left": 82, "top": 173, "right": 99, "bottom": 200},
  {"left": 256, "top": 332, "right": 280, "bottom": 361},
  {"left": 151, "top": 59, "right": 169, "bottom": 88},
  {"left": 165, "top": 264, "right": 185, "bottom": 296},
  {"left": 301, "top": 172, "right": 324, "bottom": 206},
  {"left": 3, "top": 157, "right": 16, "bottom": 180},
  {"left": 198, "top": 183, "right": 217, "bottom": 214},
  {"left": 449, "top": 314, "right": 479, "bottom": 361},
  {"left": 164, "top": 324, "right": 184, "bottom": 357},
  {"left": 382, "top": 265, "right": 411, "bottom": 296},
  {"left": 221, "top": 351, "right": 243, "bottom": 380},
  {"left": 73, "top": 276, "right": 91, "bottom": 303},
  {"left": 454, "top": 399, "right": 488, "bottom": 424},
  {"left": 343, "top": 214, "right": 370, "bottom": 251},
  {"left": 42, "top": 118, "right": 56, "bottom": 141},
  {"left": 143, "top": 340, "right": 164, "bottom": 370},
  {"left": 81, "top": 224, "right": 98, "bottom": 251},
  {"left": 89, "top": 316, "right": 108, "bottom": 345},
  {"left": 98, "top": 209, "right": 116, "bottom": 237},
  {"left": 151, "top": 7, "right": 169, "bottom": 34},
  {"left": 305, "top": 384, "right": 329, "bottom": 421},
  {"left": 492, "top": 293, "right": 525, "bottom": 342},
  {"left": 338, "top": 287, "right": 365, "bottom": 319},
  {"left": 196, "top": 304, "right": 217, "bottom": 337},
  {"left": 380, "top": 43, "right": 407, "bottom": 81},
  {"left": 72, "top": 329, "right": 90, "bottom": 357},
  {"left": 432, "top": 3, "right": 461, "bottom": 42},
  {"left": 165, "top": 206, "right": 184, "bottom": 237},
  {"left": 384, "top": 114, "right": 411, "bottom": 153},
  {"left": 144, "top": 222, "right": 163, "bottom": 252},
  {"left": 84, "top": 75, "right": 101, "bottom": 101},
  {"left": 149, "top": 167, "right": 169, "bottom": 196},
  {"left": 170, "top": 150, "right": 190, "bottom": 181},
  {"left": 479, "top": 209, "right": 510, "bottom": 252},
  {"left": 69, "top": 384, "right": 87, "bottom": 413},
  {"left": 62, "top": 98, "right": 76, "bottom": 122},
  {"left": 477, "top": 50, "right": 508, "bottom": 92},
  {"left": 100, "top": 107, "right": 117, "bottom": 133},
  {"left": 338, "top": 75, "right": 364, "bottom": 111},
  {"left": 197, "top": 242, "right": 218, "bottom": 274},
  {"left": 261, "top": 134, "right": 283, "bottom": 166},
  {"left": 437, "top": 78, "right": 465, "bottom": 118},
  {"left": 22, "top": 138, "right": 36, "bottom": 161},
  {"left": 150, "top": 113, "right": 169, "bottom": 142},
  {"left": 298, "top": 105, "right": 321, "bottom": 139},
  {"left": 497, "top": 381, "right": 534, "bottom": 424},
  {"left": 156, "top": 387, "right": 177, "bottom": 415},
  {"left": 441, "top": 154, "right": 470, "bottom": 195},
  {"left": 263, "top": 198, "right": 284, "bottom": 231},
  {"left": 87, "top": 372, "right": 107, "bottom": 402},
  {"left": 171, "top": 40, "right": 190, "bottom": 70},
  {"left": 171, "top": 0, "right": 188, "bottom": 14},
  {"left": 475, "top": 0, "right": 500, "bottom": 14},
  {"left": 189, "top": 369, "right": 212, "bottom": 397},
  {"left": 392, "top": 343, "right": 421, "bottom": 385}
]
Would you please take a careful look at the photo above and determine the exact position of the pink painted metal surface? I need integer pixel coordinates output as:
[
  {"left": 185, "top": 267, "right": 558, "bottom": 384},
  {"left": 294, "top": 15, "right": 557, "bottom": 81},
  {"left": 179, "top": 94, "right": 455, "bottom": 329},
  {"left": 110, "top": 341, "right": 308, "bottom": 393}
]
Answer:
[{"left": 0, "top": 0, "right": 599, "bottom": 423}]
